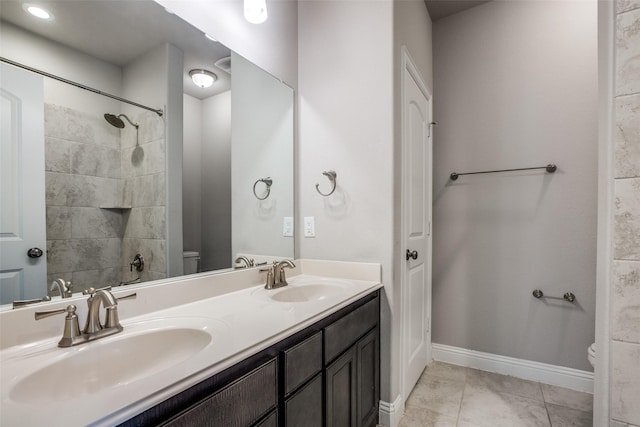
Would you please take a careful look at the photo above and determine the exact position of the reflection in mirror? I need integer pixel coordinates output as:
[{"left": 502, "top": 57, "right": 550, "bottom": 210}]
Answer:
[{"left": 0, "top": 0, "right": 294, "bottom": 306}]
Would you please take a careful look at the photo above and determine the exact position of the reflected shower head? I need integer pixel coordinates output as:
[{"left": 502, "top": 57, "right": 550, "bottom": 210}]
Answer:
[{"left": 104, "top": 113, "right": 139, "bottom": 129}]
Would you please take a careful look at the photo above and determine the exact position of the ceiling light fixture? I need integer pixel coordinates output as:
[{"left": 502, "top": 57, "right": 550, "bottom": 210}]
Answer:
[
  {"left": 23, "top": 3, "right": 54, "bottom": 20},
  {"left": 189, "top": 69, "right": 217, "bottom": 88},
  {"left": 205, "top": 34, "right": 218, "bottom": 42},
  {"left": 244, "top": 0, "right": 267, "bottom": 24}
]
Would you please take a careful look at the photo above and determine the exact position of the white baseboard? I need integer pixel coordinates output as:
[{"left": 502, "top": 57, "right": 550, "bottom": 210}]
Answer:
[
  {"left": 432, "top": 343, "right": 594, "bottom": 394},
  {"left": 379, "top": 394, "right": 404, "bottom": 427}
]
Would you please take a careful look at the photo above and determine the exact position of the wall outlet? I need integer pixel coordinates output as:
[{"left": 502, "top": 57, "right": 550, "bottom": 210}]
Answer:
[
  {"left": 304, "top": 216, "right": 315, "bottom": 237},
  {"left": 283, "top": 217, "right": 294, "bottom": 237}
]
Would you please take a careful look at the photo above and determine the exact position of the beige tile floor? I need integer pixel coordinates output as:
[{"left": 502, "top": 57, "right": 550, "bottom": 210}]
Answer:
[{"left": 398, "top": 362, "right": 593, "bottom": 427}]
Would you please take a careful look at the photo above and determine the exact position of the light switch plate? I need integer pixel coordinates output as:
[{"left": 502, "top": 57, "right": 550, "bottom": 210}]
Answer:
[
  {"left": 304, "top": 216, "right": 315, "bottom": 237},
  {"left": 283, "top": 217, "right": 294, "bottom": 237}
]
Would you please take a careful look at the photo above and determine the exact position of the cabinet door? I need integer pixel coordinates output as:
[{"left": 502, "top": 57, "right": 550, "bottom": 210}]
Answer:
[
  {"left": 284, "top": 373, "right": 322, "bottom": 427},
  {"left": 326, "top": 346, "right": 357, "bottom": 427},
  {"left": 357, "top": 329, "right": 379, "bottom": 427},
  {"left": 253, "top": 410, "right": 277, "bottom": 427}
]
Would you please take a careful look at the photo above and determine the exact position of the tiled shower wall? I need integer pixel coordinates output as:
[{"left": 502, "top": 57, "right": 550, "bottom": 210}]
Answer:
[
  {"left": 120, "top": 110, "right": 167, "bottom": 284},
  {"left": 44, "top": 105, "right": 165, "bottom": 294},
  {"left": 611, "top": 1, "right": 640, "bottom": 426}
]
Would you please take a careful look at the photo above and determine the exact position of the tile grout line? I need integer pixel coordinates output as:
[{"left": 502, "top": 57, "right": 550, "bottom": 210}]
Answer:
[
  {"left": 539, "top": 381, "right": 554, "bottom": 427},
  {"left": 455, "top": 370, "right": 468, "bottom": 427}
]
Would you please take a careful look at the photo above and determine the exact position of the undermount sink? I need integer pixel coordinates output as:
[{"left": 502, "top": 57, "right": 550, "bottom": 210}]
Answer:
[
  {"left": 269, "top": 284, "right": 347, "bottom": 303},
  {"left": 10, "top": 327, "right": 212, "bottom": 404}
]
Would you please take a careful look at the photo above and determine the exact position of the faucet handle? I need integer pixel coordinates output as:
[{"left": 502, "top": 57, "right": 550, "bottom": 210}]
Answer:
[
  {"left": 12, "top": 296, "right": 52, "bottom": 309},
  {"left": 116, "top": 292, "right": 137, "bottom": 302},
  {"left": 259, "top": 265, "right": 276, "bottom": 289},
  {"left": 35, "top": 305, "right": 82, "bottom": 347},
  {"left": 104, "top": 293, "right": 136, "bottom": 329},
  {"left": 82, "top": 286, "right": 112, "bottom": 296},
  {"left": 35, "top": 306, "right": 67, "bottom": 320}
]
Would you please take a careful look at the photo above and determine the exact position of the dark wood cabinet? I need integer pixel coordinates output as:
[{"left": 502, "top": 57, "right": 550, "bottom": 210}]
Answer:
[
  {"left": 357, "top": 329, "right": 379, "bottom": 427},
  {"left": 121, "top": 291, "right": 379, "bottom": 427},
  {"left": 326, "top": 345, "right": 357, "bottom": 427},
  {"left": 284, "top": 373, "right": 323, "bottom": 426},
  {"left": 325, "top": 329, "right": 379, "bottom": 427},
  {"left": 162, "top": 359, "right": 278, "bottom": 427}
]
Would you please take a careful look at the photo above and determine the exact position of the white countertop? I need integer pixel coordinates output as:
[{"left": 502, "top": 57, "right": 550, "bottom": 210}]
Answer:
[{"left": 0, "top": 260, "right": 382, "bottom": 426}]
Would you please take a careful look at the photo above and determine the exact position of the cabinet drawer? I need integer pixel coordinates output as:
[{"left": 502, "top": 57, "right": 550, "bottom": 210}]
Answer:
[
  {"left": 163, "top": 358, "right": 277, "bottom": 427},
  {"left": 324, "top": 298, "right": 378, "bottom": 363},
  {"left": 283, "top": 331, "right": 322, "bottom": 395}
]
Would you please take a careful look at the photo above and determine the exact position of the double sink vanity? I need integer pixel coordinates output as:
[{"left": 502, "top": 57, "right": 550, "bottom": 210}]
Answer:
[{"left": 0, "top": 259, "right": 382, "bottom": 426}]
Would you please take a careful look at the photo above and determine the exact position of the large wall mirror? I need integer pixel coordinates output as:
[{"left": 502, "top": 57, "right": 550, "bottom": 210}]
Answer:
[{"left": 0, "top": 0, "right": 294, "bottom": 306}]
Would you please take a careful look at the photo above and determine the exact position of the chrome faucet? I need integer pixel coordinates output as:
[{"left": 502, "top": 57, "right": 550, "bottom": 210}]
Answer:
[
  {"left": 262, "top": 260, "right": 295, "bottom": 290},
  {"left": 234, "top": 256, "right": 254, "bottom": 269},
  {"left": 34, "top": 288, "right": 136, "bottom": 348},
  {"left": 49, "top": 278, "right": 72, "bottom": 298}
]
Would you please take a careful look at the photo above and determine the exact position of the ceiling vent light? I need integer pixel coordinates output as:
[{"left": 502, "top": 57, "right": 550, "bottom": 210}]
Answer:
[
  {"left": 23, "top": 3, "right": 54, "bottom": 20},
  {"left": 189, "top": 69, "right": 217, "bottom": 88},
  {"left": 214, "top": 56, "right": 232, "bottom": 75},
  {"left": 244, "top": 0, "right": 267, "bottom": 24}
]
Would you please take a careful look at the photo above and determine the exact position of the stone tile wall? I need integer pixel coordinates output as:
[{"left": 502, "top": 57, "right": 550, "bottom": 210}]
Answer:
[
  {"left": 611, "top": 1, "right": 640, "bottom": 425},
  {"left": 120, "top": 111, "right": 166, "bottom": 284},
  {"left": 44, "top": 105, "right": 166, "bottom": 293}
]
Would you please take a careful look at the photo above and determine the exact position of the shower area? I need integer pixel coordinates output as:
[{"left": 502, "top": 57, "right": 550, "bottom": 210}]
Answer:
[{"left": 44, "top": 103, "right": 166, "bottom": 293}]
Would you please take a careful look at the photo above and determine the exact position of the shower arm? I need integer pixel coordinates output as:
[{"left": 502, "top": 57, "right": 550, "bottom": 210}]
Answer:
[{"left": 118, "top": 114, "right": 139, "bottom": 129}]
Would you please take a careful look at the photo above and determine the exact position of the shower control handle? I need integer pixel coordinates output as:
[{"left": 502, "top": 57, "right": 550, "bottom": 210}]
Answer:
[
  {"left": 406, "top": 250, "right": 418, "bottom": 261},
  {"left": 130, "top": 254, "right": 144, "bottom": 272}
]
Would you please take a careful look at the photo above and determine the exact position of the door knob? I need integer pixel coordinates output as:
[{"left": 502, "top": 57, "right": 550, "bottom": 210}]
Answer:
[
  {"left": 406, "top": 249, "right": 418, "bottom": 261},
  {"left": 27, "top": 247, "right": 44, "bottom": 258}
]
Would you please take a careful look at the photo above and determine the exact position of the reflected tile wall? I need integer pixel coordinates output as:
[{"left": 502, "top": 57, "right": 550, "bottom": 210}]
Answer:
[
  {"left": 612, "top": 1, "right": 640, "bottom": 425},
  {"left": 44, "top": 105, "right": 166, "bottom": 292},
  {"left": 119, "top": 110, "right": 166, "bottom": 285}
]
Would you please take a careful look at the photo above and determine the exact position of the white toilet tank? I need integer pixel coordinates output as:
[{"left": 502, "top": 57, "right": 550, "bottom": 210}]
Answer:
[{"left": 183, "top": 251, "right": 200, "bottom": 275}]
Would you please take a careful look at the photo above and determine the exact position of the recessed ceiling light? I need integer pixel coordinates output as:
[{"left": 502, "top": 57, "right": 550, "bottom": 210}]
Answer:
[
  {"left": 23, "top": 3, "right": 54, "bottom": 20},
  {"left": 189, "top": 69, "right": 217, "bottom": 88},
  {"left": 205, "top": 34, "right": 218, "bottom": 42},
  {"left": 244, "top": 0, "right": 267, "bottom": 24}
]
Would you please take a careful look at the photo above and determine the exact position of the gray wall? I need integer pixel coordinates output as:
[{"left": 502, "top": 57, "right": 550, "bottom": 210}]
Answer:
[
  {"left": 610, "top": 1, "right": 640, "bottom": 425},
  {"left": 182, "top": 91, "right": 233, "bottom": 271},
  {"left": 298, "top": 0, "right": 397, "bottom": 402},
  {"left": 231, "top": 52, "right": 294, "bottom": 261},
  {"left": 201, "top": 91, "right": 232, "bottom": 270},
  {"left": 431, "top": 0, "right": 598, "bottom": 371},
  {"left": 182, "top": 94, "right": 203, "bottom": 256}
]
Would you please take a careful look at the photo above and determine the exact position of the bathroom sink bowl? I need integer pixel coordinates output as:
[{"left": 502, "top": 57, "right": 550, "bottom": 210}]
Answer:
[
  {"left": 270, "top": 284, "right": 347, "bottom": 303},
  {"left": 10, "top": 327, "right": 212, "bottom": 404}
]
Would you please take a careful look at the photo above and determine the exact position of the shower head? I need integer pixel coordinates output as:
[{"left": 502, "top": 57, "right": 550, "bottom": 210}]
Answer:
[{"left": 104, "top": 113, "right": 139, "bottom": 129}]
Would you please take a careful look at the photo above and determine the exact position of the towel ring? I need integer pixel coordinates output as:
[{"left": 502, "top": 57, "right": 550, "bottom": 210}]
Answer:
[
  {"left": 253, "top": 177, "right": 272, "bottom": 200},
  {"left": 316, "top": 171, "right": 337, "bottom": 197}
]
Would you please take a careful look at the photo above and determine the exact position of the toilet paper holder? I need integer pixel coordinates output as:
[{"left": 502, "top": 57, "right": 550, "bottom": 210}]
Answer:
[{"left": 532, "top": 289, "right": 576, "bottom": 303}]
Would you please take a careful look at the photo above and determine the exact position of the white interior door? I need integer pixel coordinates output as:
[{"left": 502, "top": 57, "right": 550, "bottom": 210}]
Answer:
[
  {"left": 401, "top": 48, "right": 433, "bottom": 401},
  {"left": 0, "top": 63, "right": 47, "bottom": 304}
]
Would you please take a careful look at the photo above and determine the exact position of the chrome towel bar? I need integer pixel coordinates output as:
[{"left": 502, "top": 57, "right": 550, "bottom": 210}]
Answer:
[
  {"left": 532, "top": 289, "right": 575, "bottom": 303},
  {"left": 450, "top": 164, "right": 557, "bottom": 181}
]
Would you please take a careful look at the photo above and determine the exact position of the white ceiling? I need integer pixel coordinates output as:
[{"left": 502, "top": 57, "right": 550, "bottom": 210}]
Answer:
[
  {"left": 425, "top": 0, "right": 492, "bottom": 21},
  {"left": 0, "top": 0, "right": 231, "bottom": 99}
]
